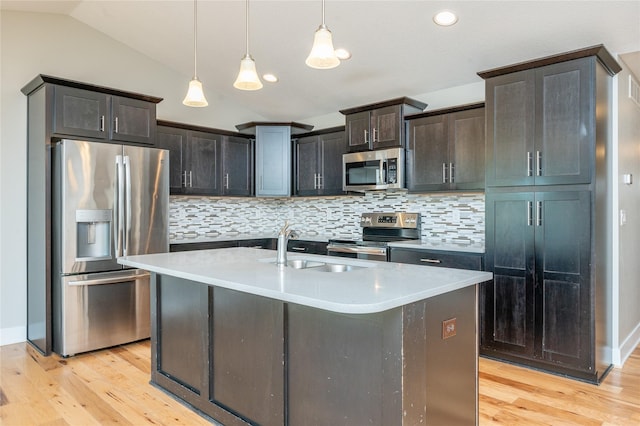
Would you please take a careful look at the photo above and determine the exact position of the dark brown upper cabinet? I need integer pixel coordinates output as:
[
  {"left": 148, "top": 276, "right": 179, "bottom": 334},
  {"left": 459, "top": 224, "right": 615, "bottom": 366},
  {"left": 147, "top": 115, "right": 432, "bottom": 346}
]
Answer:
[
  {"left": 340, "top": 97, "right": 427, "bottom": 152},
  {"left": 294, "top": 127, "right": 347, "bottom": 196},
  {"left": 52, "top": 84, "right": 158, "bottom": 145},
  {"left": 406, "top": 104, "right": 485, "bottom": 192},
  {"left": 157, "top": 121, "right": 253, "bottom": 196},
  {"left": 222, "top": 136, "right": 254, "bottom": 196},
  {"left": 482, "top": 49, "right": 621, "bottom": 187}
]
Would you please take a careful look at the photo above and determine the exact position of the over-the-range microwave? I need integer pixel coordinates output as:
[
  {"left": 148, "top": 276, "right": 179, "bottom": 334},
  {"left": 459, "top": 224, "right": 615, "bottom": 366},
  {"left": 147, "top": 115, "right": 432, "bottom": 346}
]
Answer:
[{"left": 342, "top": 147, "right": 404, "bottom": 192}]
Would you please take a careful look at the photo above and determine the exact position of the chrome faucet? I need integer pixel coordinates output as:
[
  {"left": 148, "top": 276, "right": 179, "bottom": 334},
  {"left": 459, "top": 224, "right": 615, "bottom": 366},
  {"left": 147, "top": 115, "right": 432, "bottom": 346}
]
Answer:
[{"left": 276, "top": 221, "right": 298, "bottom": 266}]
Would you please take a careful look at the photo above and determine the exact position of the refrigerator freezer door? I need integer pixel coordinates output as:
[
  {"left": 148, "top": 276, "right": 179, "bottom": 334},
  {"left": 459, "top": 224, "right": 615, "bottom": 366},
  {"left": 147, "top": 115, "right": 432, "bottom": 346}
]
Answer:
[
  {"left": 57, "top": 139, "right": 122, "bottom": 274},
  {"left": 54, "top": 269, "right": 151, "bottom": 356},
  {"left": 122, "top": 145, "right": 169, "bottom": 256}
]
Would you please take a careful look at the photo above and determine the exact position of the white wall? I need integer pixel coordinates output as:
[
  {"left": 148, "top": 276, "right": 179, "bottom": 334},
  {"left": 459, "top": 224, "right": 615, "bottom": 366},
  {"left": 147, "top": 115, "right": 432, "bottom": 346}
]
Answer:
[
  {"left": 614, "top": 59, "right": 640, "bottom": 365},
  {"left": 0, "top": 10, "right": 263, "bottom": 345}
]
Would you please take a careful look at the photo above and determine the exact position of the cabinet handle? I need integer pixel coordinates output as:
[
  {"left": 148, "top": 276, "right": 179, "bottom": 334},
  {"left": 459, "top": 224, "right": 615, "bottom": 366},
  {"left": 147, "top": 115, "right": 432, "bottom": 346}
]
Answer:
[
  {"left": 182, "top": 170, "right": 187, "bottom": 187},
  {"left": 442, "top": 163, "right": 447, "bottom": 183},
  {"left": 224, "top": 173, "right": 229, "bottom": 189},
  {"left": 114, "top": 116, "right": 119, "bottom": 133},
  {"left": 100, "top": 115, "right": 105, "bottom": 132},
  {"left": 527, "top": 201, "right": 533, "bottom": 226},
  {"left": 537, "top": 201, "right": 543, "bottom": 226},
  {"left": 318, "top": 174, "right": 323, "bottom": 189},
  {"left": 527, "top": 152, "right": 533, "bottom": 177},
  {"left": 449, "top": 162, "right": 454, "bottom": 183},
  {"left": 420, "top": 258, "right": 442, "bottom": 264},
  {"left": 536, "top": 151, "right": 542, "bottom": 176},
  {"left": 290, "top": 247, "right": 307, "bottom": 252},
  {"left": 364, "top": 129, "right": 369, "bottom": 144},
  {"left": 372, "top": 127, "right": 378, "bottom": 143},
  {"left": 313, "top": 173, "right": 318, "bottom": 189},
  {"left": 189, "top": 170, "right": 193, "bottom": 188}
]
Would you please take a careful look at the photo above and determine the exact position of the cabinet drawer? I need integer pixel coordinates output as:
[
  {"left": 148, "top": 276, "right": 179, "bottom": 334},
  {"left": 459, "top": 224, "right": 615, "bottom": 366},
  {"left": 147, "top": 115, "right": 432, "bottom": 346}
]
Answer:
[
  {"left": 389, "top": 248, "right": 483, "bottom": 271},
  {"left": 170, "top": 241, "right": 237, "bottom": 252},
  {"left": 287, "top": 240, "right": 328, "bottom": 255}
]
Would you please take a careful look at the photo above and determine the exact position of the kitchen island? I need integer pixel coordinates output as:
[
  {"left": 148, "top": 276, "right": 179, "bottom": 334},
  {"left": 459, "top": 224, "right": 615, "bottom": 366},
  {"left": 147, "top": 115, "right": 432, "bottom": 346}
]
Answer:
[{"left": 119, "top": 248, "right": 492, "bottom": 426}]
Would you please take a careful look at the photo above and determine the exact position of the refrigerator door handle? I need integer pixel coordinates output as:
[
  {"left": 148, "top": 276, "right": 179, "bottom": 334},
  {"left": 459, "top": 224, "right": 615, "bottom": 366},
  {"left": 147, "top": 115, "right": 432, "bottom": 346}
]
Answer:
[
  {"left": 124, "top": 155, "right": 132, "bottom": 256},
  {"left": 115, "top": 155, "right": 125, "bottom": 257},
  {"left": 68, "top": 271, "right": 150, "bottom": 286}
]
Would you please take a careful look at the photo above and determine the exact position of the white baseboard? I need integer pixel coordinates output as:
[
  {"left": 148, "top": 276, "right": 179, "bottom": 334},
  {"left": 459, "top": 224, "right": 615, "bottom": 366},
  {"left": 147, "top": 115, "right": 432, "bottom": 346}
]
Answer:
[
  {"left": 613, "top": 322, "right": 640, "bottom": 367},
  {"left": 0, "top": 326, "right": 26, "bottom": 346}
]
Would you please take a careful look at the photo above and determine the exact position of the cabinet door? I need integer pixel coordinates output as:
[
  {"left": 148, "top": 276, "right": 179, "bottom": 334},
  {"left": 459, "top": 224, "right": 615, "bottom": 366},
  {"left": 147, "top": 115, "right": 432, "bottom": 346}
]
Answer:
[
  {"left": 295, "top": 136, "right": 320, "bottom": 195},
  {"left": 185, "top": 131, "right": 221, "bottom": 195},
  {"left": 110, "top": 96, "right": 156, "bottom": 145},
  {"left": 406, "top": 115, "right": 449, "bottom": 192},
  {"left": 255, "top": 126, "right": 291, "bottom": 196},
  {"left": 345, "top": 111, "right": 370, "bottom": 152},
  {"left": 485, "top": 70, "right": 536, "bottom": 187},
  {"left": 53, "top": 86, "right": 108, "bottom": 139},
  {"left": 535, "top": 59, "right": 594, "bottom": 185},
  {"left": 157, "top": 126, "right": 187, "bottom": 194},
  {"left": 535, "top": 191, "right": 591, "bottom": 370},
  {"left": 482, "top": 192, "right": 535, "bottom": 357},
  {"left": 222, "top": 136, "right": 253, "bottom": 196},
  {"left": 449, "top": 108, "right": 485, "bottom": 190},
  {"left": 371, "top": 105, "right": 402, "bottom": 149},
  {"left": 318, "top": 131, "right": 346, "bottom": 195}
]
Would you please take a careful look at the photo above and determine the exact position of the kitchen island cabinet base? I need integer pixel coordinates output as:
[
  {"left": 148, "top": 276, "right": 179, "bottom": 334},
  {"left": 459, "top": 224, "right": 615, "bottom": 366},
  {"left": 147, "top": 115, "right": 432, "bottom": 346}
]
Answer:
[{"left": 149, "top": 273, "right": 478, "bottom": 426}]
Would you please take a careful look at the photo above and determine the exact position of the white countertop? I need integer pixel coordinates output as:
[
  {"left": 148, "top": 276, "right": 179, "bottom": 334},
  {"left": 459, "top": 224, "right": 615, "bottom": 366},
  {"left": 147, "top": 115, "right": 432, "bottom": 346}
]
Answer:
[
  {"left": 170, "top": 234, "right": 485, "bottom": 253},
  {"left": 118, "top": 248, "right": 492, "bottom": 314}
]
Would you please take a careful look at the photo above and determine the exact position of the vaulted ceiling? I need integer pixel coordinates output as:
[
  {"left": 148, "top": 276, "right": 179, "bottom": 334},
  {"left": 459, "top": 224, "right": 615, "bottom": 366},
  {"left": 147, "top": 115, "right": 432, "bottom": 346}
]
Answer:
[{"left": 3, "top": 1, "right": 639, "bottom": 121}]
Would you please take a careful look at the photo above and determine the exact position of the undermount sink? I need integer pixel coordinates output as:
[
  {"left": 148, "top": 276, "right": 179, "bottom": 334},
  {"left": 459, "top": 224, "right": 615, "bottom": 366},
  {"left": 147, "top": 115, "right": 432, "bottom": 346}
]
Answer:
[
  {"left": 286, "top": 259, "right": 326, "bottom": 269},
  {"left": 264, "top": 257, "right": 367, "bottom": 272},
  {"left": 313, "top": 263, "right": 362, "bottom": 273}
]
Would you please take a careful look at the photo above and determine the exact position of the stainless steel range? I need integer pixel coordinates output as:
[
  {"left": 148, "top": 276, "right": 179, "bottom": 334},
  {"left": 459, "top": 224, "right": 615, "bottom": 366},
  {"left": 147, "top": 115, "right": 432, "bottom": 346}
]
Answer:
[{"left": 327, "top": 212, "right": 421, "bottom": 261}]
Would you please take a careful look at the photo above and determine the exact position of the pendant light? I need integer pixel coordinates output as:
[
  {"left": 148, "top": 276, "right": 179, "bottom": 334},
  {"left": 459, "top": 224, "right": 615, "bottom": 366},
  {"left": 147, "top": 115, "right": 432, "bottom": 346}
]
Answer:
[
  {"left": 305, "top": 0, "right": 340, "bottom": 69},
  {"left": 233, "top": 0, "right": 263, "bottom": 90},
  {"left": 183, "top": 0, "right": 208, "bottom": 107}
]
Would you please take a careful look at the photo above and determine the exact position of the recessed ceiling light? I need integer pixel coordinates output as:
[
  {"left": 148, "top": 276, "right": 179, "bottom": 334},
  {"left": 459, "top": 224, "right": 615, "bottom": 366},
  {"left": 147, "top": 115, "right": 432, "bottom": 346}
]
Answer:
[
  {"left": 263, "top": 74, "right": 279, "bottom": 83},
  {"left": 335, "top": 48, "right": 352, "bottom": 60},
  {"left": 433, "top": 10, "right": 458, "bottom": 26}
]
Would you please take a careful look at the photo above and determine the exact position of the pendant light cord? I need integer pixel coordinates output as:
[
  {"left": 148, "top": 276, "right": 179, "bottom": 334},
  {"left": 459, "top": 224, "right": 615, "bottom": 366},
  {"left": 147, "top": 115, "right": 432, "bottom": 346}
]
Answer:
[
  {"left": 322, "top": 0, "right": 325, "bottom": 26},
  {"left": 245, "top": 0, "right": 250, "bottom": 55},
  {"left": 193, "top": 0, "right": 198, "bottom": 79}
]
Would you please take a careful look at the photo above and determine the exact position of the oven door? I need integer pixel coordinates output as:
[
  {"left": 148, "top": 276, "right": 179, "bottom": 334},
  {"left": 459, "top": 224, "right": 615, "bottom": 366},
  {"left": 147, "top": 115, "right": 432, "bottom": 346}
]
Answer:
[{"left": 326, "top": 243, "right": 387, "bottom": 262}]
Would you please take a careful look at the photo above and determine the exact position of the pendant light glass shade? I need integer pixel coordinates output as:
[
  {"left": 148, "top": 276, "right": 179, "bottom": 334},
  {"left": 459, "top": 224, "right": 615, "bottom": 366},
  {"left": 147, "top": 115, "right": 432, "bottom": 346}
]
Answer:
[
  {"left": 233, "top": 54, "right": 263, "bottom": 90},
  {"left": 234, "top": 0, "right": 263, "bottom": 90},
  {"left": 183, "top": 78, "right": 208, "bottom": 107},
  {"left": 183, "top": 0, "right": 208, "bottom": 107},
  {"left": 306, "top": 0, "right": 340, "bottom": 69},
  {"left": 305, "top": 24, "right": 340, "bottom": 69}
]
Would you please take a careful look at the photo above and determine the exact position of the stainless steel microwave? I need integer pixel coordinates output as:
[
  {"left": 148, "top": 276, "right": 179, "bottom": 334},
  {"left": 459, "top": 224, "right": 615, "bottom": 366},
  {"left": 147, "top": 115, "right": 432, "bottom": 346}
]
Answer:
[{"left": 342, "top": 147, "right": 404, "bottom": 192}]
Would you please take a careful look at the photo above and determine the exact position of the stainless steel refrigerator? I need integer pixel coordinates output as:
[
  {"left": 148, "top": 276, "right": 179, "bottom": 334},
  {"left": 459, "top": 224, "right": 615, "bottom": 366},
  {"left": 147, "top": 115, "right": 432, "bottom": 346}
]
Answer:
[{"left": 52, "top": 139, "right": 169, "bottom": 356}]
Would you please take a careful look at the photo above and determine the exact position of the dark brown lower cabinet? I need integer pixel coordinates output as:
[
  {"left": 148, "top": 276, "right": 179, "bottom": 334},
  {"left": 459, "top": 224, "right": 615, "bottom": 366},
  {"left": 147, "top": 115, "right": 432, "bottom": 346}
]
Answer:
[{"left": 481, "top": 189, "right": 610, "bottom": 382}]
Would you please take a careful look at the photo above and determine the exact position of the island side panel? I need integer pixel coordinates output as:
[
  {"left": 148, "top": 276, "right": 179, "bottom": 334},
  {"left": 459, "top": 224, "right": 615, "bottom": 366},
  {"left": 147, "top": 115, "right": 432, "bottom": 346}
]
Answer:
[
  {"left": 424, "top": 284, "right": 478, "bottom": 425},
  {"left": 210, "top": 287, "right": 285, "bottom": 426},
  {"left": 287, "top": 305, "right": 404, "bottom": 425},
  {"left": 150, "top": 274, "right": 254, "bottom": 426}
]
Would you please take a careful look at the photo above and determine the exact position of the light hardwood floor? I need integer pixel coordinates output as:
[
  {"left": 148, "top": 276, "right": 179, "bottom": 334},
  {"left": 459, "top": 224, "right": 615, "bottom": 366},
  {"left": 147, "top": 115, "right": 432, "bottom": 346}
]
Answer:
[{"left": 1, "top": 340, "right": 639, "bottom": 425}]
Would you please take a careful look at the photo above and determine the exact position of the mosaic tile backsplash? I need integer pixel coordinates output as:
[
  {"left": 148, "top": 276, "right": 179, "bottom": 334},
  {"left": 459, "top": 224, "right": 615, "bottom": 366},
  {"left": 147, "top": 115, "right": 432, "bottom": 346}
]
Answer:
[{"left": 170, "top": 191, "right": 485, "bottom": 246}]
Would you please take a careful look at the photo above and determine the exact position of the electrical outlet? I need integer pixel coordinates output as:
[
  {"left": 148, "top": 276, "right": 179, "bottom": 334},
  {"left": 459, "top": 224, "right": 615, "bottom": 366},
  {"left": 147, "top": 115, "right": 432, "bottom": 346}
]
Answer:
[{"left": 442, "top": 318, "right": 457, "bottom": 339}]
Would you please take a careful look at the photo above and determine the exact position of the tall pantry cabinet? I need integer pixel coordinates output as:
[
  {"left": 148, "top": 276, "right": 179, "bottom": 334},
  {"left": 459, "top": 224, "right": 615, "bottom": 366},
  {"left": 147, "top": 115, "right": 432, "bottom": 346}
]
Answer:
[{"left": 478, "top": 45, "right": 621, "bottom": 383}]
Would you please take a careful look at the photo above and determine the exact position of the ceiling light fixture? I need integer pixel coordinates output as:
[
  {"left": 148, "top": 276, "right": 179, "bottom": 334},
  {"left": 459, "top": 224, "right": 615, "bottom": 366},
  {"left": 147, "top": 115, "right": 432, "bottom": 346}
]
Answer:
[
  {"left": 234, "top": 0, "right": 263, "bottom": 90},
  {"left": 433, "top": 10, "right": 458, "bottom": 26},
  {"left": 183, "top": 0, "right": 208, "bottom": 107},
  {"left": 305, "top": 0, "right": 340, "bottom": 69},
  {"left": 263, "top": 74, "right": 279, "bottom": 83}
]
